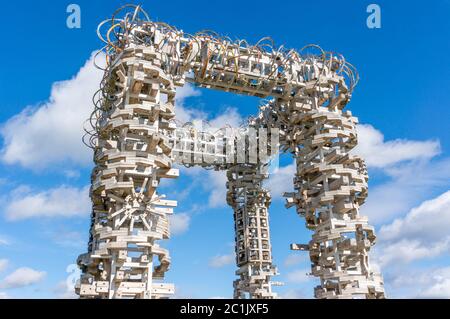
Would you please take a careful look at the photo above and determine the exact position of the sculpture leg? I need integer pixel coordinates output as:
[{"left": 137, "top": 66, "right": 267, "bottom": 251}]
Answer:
[
  {"left": 284, "top": 98, "right": 385, "bottom": 299},
  {"left": 226, "top": 164, "right": 279, "bottom": 299},
  {"left": 76, "top": 47, "right": 178, "bottom": 299}
]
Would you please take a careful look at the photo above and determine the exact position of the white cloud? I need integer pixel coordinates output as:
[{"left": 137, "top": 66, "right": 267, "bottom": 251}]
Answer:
[
  {"left": 279, "top": 289, "right": 309, "bottom": 299},
  {"left": 208, "top": 254, "right": 234, "bottom": 268},
  {"left": 379, "top": 190, "right": 450, "bottom": 243},
  {"left": 172, "top": 286, "right": 197, "bottom": 299},
  {"left": 175, "top": 84, "right": 204, "bottom": 124},
  {"left": 285, "top": 269, "right": 312, "bottom": 284},
  {"left": 0, "top": 259, "right": 9, "bottom": 272},
  {"left": 283, "top": 254, "right": 307, "bottom": 267},
  {"left": 362, "top": 160, "right": 450, "bottom": 224},
  {"left": 207, "top": 170, "right": 228, "bottom": 208},
  {"left": 354, "top": 124, "right": 440, "bottom": 168},
  {"left": 375, "top": 190, "right": 450, "bottom": 267},
  {"left": 0, "top": 55, "right": 206, "bottom": 172},
  {"left": 354, "top": 124, "right": 450, "bottom": 224},
  {"left": 421, "top": 279, "right": 450, "bottom": 298},
  {"left": 0, "top": 267, "right": 46, "bottom": 289},
  {"left": 208, "top": 108, "right": 243, "bottom": 129},
  {"left": 386, "top": 266, "right": 450, "bottom": 298},
  {"left": 371, "top": 191, "right": 450, "bottom": 298},
  {"left": 176, "top": 83, "right": 201, "bottom": 102},
  {"left": 0, "top": 291, "right": 10, "bottom": 299},
  {"left": 174, "top": 84, "right": 243, "bottom": 130},
  {"left": 170, "top": 213, "right": 191, "bottom": 235},
  {"left": 352, "top": 124, "right": 450, "bottom": 224},
  {"left": 353, "top": 124, "right": 449, "bottom": 223},
  {"left": 265, "top": 162, "right": 295, "bottom": 199},
  {"left": 53, "top": 280, "right": 78, "bottom": 299},
  {"left": 259, "top": 124, "right": 429, "bottom": 203},
  {"left": 63, "top": 169, "right": 80, "bottom": 179},
  {"left": 375, "top": 239, "right": 450, "bottom": 267},
  {"left": 4, "top": 185, "right": 90, "bottom": 221},
  {"left": 0, "top": 52, "right": 105, "bottom": 170}
]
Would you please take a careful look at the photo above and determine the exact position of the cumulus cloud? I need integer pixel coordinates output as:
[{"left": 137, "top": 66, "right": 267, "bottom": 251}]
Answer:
[
  {"left": 0, "top": 53, "right": 208, "bottom": 172},
  {"left": 53, "top": 280, "right": 78, "bottom": 299},
  {"left": 0, "top": 267, "right": 46, "bottom": 289},
  {"left": 208, "top": 108, "right": 243, "bottom": 129},
  {"left": 0, "top": 259, "right": 9, "bottom": 273},
  {"left": 207, "top": 171, "right": 228, "bottom": 208},
  {"left": 352, "top": 124, "right": 450, "bottom": 224},
  {"left": 208, "top": 254, "right": 235, "bottom": 268},
  {"left": 376, "top": 239, "right": 450, "bottom": 267},
  {"left": 285, "top": 269, "right": 312, "bottom": 284},
  {"left": 362, "top": 159, "right": 450, "bottom": 224},
  {"left": 371, "top": 190, "right": 450, "bottom": 298},
  {"left": 63, "top": 169, "right": 81, "bottom": 179},
  {"left": 174, "top": 83, "right": 243, "bottom": 129},
  {"left": 265, "top": 162, "right": 295, "bottom": 199},
  {"left": 375, "top": 190, "right": 450, "bottom": 267},
  {"left": 420, "top": 277, "right": 450, "bottom": 298},
  {"left": 0, "top": 47, "right": 241, "bottom": 217},
  {"left": 284, "top": 254, "right": 308, "bottom": 267},
  {"left": 174, "top": 85, "right": 203, "bottom": 124},
  {"left": 0, "top": 52, "right": 105, "bottom": 170},
  {"left": 386, "top": 266, "right": 450, "bottom": 298},
  {"left": 4, "top": 185, "right": 90, "bottom": 221},
  {"left": 354, "top": 124, "right": 441, "bottom": 169},
  {"left": 264, "top": 121, "right": 438, "bottom": 204},
  {"left": 355, "top": 124, "right": 445, "bottom": 223},
  {"left": 170, "top": 213, "right": 191, "bottom": 235},
  {"left": 379, "top": 190, "right": 450, "bottom": 243}
]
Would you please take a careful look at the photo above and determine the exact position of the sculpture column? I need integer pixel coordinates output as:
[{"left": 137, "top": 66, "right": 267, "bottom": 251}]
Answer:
[
  {"left": 76, "top": 46, "right": 178, "bottom": 299},
  {"left": 226, "top": 164, "right": 279, "bottom": 299},
  {"left": 283, "top": 92, "right": 385, "bottom": 298}
]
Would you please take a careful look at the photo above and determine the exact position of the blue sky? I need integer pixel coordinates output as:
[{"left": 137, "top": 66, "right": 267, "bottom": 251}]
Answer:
[{"left": 0, "top": 0, "right": 449, "bottom": 299}]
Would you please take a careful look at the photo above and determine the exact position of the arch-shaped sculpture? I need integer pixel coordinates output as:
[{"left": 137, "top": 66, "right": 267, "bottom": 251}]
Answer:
[{"left": 75, "top": 4, "right": 385, "bottom": 299}]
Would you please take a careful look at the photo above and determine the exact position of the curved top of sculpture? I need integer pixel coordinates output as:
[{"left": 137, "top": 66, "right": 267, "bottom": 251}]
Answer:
[{"left": 95, "top": 5, "right": 358, "bottom": 95}]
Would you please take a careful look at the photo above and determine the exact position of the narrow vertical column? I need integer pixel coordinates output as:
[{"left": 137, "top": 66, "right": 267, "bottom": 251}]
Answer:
[
  {"left": 76, "top": 46, "right": 178, "bottom": 299},
  {"left": 226, "top": 164, "right": 278, "bottom": 299},
  {"left": 284, "top": 95, "right": 385, "bottom": 299}
]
